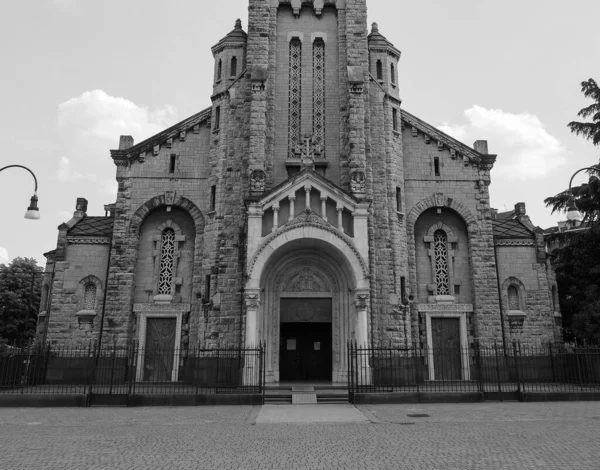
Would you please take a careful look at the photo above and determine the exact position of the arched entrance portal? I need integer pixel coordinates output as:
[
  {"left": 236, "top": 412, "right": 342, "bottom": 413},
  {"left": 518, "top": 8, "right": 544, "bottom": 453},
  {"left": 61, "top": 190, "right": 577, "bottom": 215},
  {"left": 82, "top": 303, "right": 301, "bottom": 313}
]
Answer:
[{"left": 246, "top": 232, "right": 370, "bottom": 384}]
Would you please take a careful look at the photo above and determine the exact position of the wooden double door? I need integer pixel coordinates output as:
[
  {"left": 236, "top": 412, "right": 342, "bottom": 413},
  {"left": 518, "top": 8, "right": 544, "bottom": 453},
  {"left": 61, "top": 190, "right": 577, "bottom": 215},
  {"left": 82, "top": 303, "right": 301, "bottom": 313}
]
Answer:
[
  {"left": 280, "top": 322, "right": 332, "bottom": 382},
  {"left": 431, "top": 317, "right": 463, "bottom": 380}
]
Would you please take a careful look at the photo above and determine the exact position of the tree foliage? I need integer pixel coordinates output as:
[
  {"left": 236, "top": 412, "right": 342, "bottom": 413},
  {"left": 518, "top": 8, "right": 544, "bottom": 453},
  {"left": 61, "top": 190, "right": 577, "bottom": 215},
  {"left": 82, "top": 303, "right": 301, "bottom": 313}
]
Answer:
[
  {"left": 0, "top": 258, "right": 43, "bottom": 347},
  {"left": 568, "top": 78, "right": 600, "bottom": 146},
  {"left": 544, "top": 78, "right": 600, "bottom": 343}
]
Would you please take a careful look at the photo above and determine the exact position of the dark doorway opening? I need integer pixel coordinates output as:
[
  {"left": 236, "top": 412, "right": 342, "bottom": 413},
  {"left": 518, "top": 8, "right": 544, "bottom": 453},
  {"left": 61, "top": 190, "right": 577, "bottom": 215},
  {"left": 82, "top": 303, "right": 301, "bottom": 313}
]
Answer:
[{"left": 280, "top": 322, "right": 332, "bottom": 381}]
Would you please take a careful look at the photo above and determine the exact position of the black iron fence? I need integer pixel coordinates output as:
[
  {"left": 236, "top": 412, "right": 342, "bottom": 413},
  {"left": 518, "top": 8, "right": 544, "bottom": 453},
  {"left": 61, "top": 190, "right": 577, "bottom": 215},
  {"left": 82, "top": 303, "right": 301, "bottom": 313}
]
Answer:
[
  {"left": 347, "top": 341, "right": 600, "bottom": 399},
  {"left": 0, "top": 344, "right": 266, "bottom": 403}
]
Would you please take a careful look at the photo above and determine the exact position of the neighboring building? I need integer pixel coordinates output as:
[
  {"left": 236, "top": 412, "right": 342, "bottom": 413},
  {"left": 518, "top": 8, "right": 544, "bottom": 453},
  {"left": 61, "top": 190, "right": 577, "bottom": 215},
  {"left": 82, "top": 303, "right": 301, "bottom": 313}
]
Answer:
[{"left": 37, "top": 0, "right": 559, "bottom": 384}]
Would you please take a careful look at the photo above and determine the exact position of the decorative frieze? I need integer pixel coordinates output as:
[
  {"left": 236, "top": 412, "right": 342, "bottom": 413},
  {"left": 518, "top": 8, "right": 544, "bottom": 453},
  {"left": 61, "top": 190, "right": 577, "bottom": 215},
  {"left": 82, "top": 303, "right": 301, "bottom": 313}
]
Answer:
[{"left": 418, "top": 303, "right": 474, "bottom": 313}]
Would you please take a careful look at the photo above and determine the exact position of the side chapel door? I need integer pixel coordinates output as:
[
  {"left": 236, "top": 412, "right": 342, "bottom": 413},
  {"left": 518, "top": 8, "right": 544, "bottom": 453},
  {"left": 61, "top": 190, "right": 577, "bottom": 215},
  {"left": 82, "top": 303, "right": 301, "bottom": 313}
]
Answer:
[{"left": 144, "top": 318, "right": 177, "bottom": 382}]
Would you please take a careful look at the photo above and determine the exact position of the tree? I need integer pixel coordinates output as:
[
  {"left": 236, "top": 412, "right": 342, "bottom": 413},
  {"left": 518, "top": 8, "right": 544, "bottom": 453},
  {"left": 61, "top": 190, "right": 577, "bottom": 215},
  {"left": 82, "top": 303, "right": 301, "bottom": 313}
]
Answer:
[
  {"left": 0, "top": 258, "right": 43, "bottom": 347},
  {"left": 568, "top": 78, "right": 600, "bottom": 146},
  {"left": 545, "top": 78, "right": 600, "bottom": 343}
]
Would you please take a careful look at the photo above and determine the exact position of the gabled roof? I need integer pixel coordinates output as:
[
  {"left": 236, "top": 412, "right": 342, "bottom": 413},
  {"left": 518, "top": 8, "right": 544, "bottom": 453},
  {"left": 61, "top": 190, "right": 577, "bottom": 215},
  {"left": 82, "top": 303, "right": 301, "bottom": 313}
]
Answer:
[
  {"left": 256, "top": 168, "right": 361, "bottom": 212},
  {"left": 496, "top": 210, "right": 515, "bottom": 220},
  {"left": 110, "top": 107, "right": 211, "bottom": 164},
  {"left": 492, "top": 219, "right": 535, "bottom": 239},
  {"left": 67, "top": 216, "right": 114, "bottom": 237},
  {"left": 400, "top": 109, "right": 497, "bottom": 169}
]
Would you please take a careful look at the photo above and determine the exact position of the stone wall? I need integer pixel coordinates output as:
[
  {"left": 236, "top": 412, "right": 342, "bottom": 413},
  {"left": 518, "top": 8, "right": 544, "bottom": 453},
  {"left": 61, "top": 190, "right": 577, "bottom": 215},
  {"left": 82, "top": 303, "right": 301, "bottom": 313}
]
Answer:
[
  {"left": 402, "top": 125, "right": 502, "bottom": 344},
  {"left": 44, "top": 243, "right": 110, "bottom": 346},
  {"left": 496, "top": 245, "right": 556, "bottom": 344}
]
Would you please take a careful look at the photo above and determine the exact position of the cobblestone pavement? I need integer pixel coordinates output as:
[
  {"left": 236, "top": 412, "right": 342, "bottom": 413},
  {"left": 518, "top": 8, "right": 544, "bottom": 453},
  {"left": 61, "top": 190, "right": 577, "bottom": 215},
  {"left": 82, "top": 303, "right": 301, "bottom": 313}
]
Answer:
[{"left": 0, "top": 402, "right": 599, "bottom": 469}]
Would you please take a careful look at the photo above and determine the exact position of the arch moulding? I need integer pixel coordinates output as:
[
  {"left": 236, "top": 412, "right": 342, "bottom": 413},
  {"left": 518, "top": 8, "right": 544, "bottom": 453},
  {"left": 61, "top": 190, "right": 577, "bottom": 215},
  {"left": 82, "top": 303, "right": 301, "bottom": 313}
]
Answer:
[
  {"left": 129, "top": 194, "right": 205, "bottom": 237},
  {"left": 246, "top": 223, "right": 369, "bottom": 291},
  {"left": 407, "top": 193, "right": 479, "bottom": 236}
]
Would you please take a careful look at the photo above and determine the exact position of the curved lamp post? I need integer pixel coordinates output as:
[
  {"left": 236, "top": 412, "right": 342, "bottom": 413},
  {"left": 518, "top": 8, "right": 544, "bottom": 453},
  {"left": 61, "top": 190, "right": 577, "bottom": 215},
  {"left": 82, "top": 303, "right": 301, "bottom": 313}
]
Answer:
[
  {"left": 566, "top": 166, "right": 598, "bottom": 222},
  {"left": 0, "top": 165, "right": 40, "bottom": 220}
]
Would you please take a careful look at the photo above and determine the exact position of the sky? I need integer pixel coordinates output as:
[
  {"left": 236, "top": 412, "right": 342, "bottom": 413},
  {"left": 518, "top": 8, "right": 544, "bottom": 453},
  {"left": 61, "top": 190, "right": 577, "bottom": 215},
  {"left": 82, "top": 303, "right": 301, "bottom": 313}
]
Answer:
[{"left": 0, "top": 0, "right": 599, "bottom": 268}]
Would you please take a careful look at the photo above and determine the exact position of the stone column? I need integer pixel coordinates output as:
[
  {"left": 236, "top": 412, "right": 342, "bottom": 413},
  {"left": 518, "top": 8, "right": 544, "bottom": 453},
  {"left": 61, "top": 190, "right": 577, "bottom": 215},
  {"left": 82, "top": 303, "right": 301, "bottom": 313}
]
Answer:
[
  {"left": 321, "top": 196, "right": 328, "bottom": 220},
  {"left": 246, "top": 203, "right": 264, "bottom": 263},
  {"left": 337, "top": 204, "right": 344, "bottom": 232},
  {"left": 304, "top": 185, "right": 312, "bottom": 211},
  {"left": 272, "top": 204, "right": 279, "bottom": 232},
  {"left": 245, "top": 290, "right": 261, "bottom": 348},
  {"left": 355, "top": 289, "right": 371, "bottom": 385},
  {"left": 355, "top": 290, "right": 370, "bottom": 346},
  {"left": 289, "top": 195, "right": 296, "bottom": 221}
]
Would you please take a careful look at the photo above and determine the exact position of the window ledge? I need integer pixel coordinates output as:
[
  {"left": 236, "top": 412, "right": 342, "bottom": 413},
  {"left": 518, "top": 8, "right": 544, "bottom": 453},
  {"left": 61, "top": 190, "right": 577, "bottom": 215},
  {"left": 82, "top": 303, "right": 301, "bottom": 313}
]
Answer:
[
  {"left": 507, "top": 310, "right": 526, "bottom": 318},
  {"left": 553, "top": 312, "right": 562, "bottom": 318},
  {"left": 76, "top": 309, "right": 97, "bottom": 317},
  {"left": 207, "top": 210, "right": 216, "bottom": 217},
  {"left": 153, "top": 294, "right": 173, "bottom": 304},
  {"left": 392, "top": 130, "right": 400, "bottom": 137}
]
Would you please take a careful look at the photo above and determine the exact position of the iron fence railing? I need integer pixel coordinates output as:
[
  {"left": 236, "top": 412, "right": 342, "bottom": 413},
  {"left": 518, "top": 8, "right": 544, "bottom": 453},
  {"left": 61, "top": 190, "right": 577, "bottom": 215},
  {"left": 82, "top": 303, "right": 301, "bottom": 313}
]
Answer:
[
  {"left": 347, "top": 341, "right": 600, "bottom": 399},
  {"left": 0, "top": 344, "right": 266, "bottom": 400}
]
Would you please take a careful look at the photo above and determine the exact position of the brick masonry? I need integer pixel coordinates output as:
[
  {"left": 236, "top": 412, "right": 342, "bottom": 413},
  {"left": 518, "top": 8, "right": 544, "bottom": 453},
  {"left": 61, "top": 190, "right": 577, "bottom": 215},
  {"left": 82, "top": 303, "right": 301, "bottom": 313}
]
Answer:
[{"left": 40, "top": 0, "right": 557, "bottom": 353}]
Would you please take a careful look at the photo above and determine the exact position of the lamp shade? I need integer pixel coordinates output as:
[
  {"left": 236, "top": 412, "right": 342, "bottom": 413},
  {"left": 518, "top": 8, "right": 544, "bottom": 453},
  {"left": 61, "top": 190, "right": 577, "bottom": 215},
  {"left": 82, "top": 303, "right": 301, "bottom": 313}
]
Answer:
[{"left": 24, "top": 194, "right": 40, "bottom": 220}]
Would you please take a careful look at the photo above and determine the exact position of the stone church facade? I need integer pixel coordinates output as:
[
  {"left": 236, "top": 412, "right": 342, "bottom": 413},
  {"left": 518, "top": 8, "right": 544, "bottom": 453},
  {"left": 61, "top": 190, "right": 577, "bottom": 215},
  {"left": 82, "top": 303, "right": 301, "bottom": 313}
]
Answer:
[{"left": 38, "top": 0, "right": 560, "bottom": 383}]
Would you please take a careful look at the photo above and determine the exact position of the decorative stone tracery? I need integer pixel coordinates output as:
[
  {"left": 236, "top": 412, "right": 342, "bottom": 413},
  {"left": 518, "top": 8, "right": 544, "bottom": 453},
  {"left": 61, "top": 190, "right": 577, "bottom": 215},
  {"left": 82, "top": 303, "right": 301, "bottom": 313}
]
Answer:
[
  {"left": 313, "top": 38, "right": 325, "bottom": 156},
  {"left": 288, "top": 37, "right": 302, "bottom": 158}
]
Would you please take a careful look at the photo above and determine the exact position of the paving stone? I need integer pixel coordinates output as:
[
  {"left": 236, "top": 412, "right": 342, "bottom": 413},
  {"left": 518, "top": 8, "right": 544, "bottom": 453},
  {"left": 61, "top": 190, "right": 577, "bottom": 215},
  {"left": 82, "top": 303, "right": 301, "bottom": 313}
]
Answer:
[{"left": 0, "top": 402, "right": 599, "bottom": 469}]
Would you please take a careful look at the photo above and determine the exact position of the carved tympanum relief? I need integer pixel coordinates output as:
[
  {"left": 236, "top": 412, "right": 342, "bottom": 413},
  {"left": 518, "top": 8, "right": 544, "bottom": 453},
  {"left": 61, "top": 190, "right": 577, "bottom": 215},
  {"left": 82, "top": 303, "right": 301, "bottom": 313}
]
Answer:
[{"left": 283, "top": 266, "right": 331, "bottom": 292}]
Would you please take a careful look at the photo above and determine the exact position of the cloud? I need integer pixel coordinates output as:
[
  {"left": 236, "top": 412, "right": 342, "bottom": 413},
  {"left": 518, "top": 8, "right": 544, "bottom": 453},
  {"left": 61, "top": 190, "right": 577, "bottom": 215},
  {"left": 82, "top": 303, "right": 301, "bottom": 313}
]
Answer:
[
  {"left": 0, "top": 247, "right": 9, "bottom": 265},
  {"left": 58, "top": 210, "right": 72, "bottom": 221},
  {"left": 102, "top": 179, "right": 118, "bottom": 197},
  {"left": 49, "top": 0, "right": 77, "bottom": 11},
  {"left": 438, "top": 123, "right": 468, "bottom": 142},
  {"left": 57, "top": 90, "right": 178, "bottom": 144},
  {"left": 438, "top": 105, "right": 567, "bottom": 180},
  {"left": 56, "top": 156, "right": 84, "bottom": 182}
]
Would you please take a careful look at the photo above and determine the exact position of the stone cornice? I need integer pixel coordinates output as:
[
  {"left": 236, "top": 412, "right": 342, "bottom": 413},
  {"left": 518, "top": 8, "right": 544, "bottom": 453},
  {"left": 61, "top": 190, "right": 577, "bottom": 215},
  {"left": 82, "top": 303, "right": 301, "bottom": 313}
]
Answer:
[
  {"left": 418, "top": 303, "right": 474, "bottom": 313},
  {"left": 401, "top": 109, "right": 497, "bottom": 169},
  {"left": 211, "top": 41, "right": 247, "bottom": 55},
  {"left": 494, "top": 239, "right": 536, "bottom": 247},
  {"left": 110, "top": 107, "right": 211, "bottom": 165},
  {"left": 67, "top": 237, "right": 111, "bottom": 245},
  {"left": 133, "top": 303, "right": 191, "bottom": 313},
  {"left": 368, "top": 44, "right": 401, "bottom": 58}
]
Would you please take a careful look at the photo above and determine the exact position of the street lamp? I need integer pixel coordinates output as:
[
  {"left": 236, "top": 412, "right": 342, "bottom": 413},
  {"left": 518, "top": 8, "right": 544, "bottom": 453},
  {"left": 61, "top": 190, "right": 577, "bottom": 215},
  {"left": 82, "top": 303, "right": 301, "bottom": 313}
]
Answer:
[
  {"left": 0, "top": 165, "right": 40, "bottom": 220},
  {"left": 566, "top": 166, "right": 598, "bottom": 223}
]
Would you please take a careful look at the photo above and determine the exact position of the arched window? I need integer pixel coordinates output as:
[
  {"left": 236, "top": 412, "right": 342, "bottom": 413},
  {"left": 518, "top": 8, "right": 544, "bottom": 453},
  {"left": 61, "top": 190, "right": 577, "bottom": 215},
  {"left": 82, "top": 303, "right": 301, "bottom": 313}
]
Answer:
[
  {"left": 84, "top": 283, "right": 97, "bottom": 310},
  {"left": 391, "top": 63, "right": 396, "bottom": 85},
  {"left": 433, "top": 229, "right": 450, "bottom": 295},
  {"left": 288, "top": 37, "right": 302, "bottom": 156},
  {"left": 313, "top": 38, "right": 325, "bottom": 151},
  {"left": 230, "top": 56, "right": 237, "bottom": 77},
  {"left": 508, "top": 285, "right": 520, "bottom": 311},
  {"left": 158, "top": 228, "right": 176, "bottom": 295},
  {"left": 217, "top": 59, "right": 222, "bottom": 81},
  {"left": 376, "top": 60, "right": 383, "bottom": 80}
]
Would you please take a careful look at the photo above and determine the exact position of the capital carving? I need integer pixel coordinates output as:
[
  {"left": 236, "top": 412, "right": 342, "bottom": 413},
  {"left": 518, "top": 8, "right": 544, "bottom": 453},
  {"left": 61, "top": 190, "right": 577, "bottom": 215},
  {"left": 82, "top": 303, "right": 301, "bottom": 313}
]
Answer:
[
  {"left": 350, "top": 171, "right": 366, "bottom": 194},
  {"left": 250, "top": 169, "right": 266, "bottom": 193},
  {"left": 245, "top": 290, "right": 261, "bottom": 310},
  {"left": 355, "top": 290, "right": 369, "bottom": 310}
]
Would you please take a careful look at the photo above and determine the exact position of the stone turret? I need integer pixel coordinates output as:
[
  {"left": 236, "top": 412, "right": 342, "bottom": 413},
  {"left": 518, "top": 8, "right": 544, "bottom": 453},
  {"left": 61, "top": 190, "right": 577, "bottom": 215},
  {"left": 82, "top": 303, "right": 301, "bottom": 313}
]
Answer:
[{"left": 368, "top": 23, "right": 402, "bottom": 99}]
